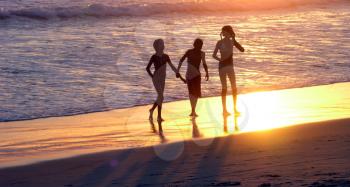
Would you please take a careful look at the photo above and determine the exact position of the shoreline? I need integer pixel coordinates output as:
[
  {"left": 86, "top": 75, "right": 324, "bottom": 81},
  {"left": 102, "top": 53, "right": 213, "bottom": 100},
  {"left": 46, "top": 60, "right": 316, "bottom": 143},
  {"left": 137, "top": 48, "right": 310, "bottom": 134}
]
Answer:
[
  {"left": 1, "top": 118, "right": 350, "bottom": 186},
  {"left": 1, "top": 117, "right": 350, "bottom": 170},
  {"left": 0, "top": 82, "right": 349, "bottom": 170},
  {"left": 1, "top": 81, "right": 349, "bottom": 123}
]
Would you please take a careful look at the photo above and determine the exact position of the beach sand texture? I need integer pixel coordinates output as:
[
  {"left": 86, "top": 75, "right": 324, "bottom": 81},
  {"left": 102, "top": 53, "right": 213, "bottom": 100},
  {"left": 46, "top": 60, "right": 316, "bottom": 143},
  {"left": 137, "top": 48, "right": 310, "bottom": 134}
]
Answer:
[
  {"left": 0, "top": 83, "right": 349, "bottom": 186},
  {"left": 0, "top": 119, "right": 350, "bottom": 186}
]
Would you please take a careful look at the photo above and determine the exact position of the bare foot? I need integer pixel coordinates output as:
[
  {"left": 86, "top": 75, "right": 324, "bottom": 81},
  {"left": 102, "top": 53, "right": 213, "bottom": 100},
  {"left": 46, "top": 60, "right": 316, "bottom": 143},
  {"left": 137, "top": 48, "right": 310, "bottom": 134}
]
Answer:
[{"left": 157, "top": 117, "right": 164, "bottom": 122}]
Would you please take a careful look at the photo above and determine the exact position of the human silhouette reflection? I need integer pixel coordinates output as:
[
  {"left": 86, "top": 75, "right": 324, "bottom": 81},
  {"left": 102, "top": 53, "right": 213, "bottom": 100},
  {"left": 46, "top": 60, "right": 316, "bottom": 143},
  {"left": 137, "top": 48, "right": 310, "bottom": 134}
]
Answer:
[
  {"left": 150, "top": 119, "right": 157, "bottom": 133},
  {"left": 191, "top": 118, "right": 201, "bottom": 138},
  {"left": 223, "top": 116, "right": 228, "bottom": 133},
  {"left": 149, "top": 119, "right": 166, "bottom": 143},
  {"left": 234, "top": 115, "right": 240, "bottom": 132},
  {"left": 223, "top": 115, "right": 240, "bottom": 133}
]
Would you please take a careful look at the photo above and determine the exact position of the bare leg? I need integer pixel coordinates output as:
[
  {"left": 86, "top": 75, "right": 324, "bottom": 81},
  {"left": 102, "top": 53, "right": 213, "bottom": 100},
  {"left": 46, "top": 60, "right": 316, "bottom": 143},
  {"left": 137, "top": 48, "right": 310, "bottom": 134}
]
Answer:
[
  {"left": 156, "top": 93, "right": 164, "bottom": 121},
  {"left": 233, "top": 93, "right": 239, "bottom": 114},
  {"left": 149, "top": 103, "right": 157, "bottom": 120},
  {"left": 157, "top": 104, "right": 164, "bottom": 122},
  {"left": 221, "top": 89, "right": 230, "bottom": 115},
  {"left": 219, "top": 68, "right": 230, "bottom": 116},
  {"left": 228, "top": 67, "right": 239, "bottom": 115},
  {"left": 189, "top": 95, "right": 198, "bottom": 117},
  {"left": 189, "top": 95, "right": 194, "bottom": 116},
  {"left": 193, "top": 97, "right": 198, "bottom": 115},
  {"left": 153, "top": 72, "right": 165, "bottom": 121}
]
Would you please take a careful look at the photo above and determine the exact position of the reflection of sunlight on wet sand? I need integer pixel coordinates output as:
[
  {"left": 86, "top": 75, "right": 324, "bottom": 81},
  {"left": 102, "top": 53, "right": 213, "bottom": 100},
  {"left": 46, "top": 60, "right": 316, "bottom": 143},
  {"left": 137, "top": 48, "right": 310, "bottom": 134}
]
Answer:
[
  {"left": 239, "top": 84, "right": 350, "bottom": 132},
  {"left": 162, "top": 82, "right": 350, "bottom": 139},
  {"left": 0, "top": 83, "right": 349, "bottom": 168}
]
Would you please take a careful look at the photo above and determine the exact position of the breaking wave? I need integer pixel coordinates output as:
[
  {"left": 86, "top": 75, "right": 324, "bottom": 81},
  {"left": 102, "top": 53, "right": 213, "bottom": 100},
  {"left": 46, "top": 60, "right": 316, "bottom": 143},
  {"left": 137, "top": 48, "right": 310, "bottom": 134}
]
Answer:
[{"left": 0, "top": 0, "right": 346, "bottom": 20}]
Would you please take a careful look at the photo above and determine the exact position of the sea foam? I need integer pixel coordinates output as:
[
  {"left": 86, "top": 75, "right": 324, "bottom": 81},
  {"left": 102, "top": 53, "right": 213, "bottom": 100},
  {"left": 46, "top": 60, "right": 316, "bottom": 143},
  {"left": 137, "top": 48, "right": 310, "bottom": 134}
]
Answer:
[{"left": 0, "top": 0, "right": 345, "bottom": 20}]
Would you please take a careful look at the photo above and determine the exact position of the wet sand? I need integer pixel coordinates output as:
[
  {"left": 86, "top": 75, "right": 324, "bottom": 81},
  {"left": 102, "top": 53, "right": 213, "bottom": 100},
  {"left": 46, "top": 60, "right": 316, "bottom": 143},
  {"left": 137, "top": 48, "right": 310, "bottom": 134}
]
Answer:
[
  {"left": 1, "top": 118, "right": 350, "bottom": 186},
  {"left": 0, "top": 82, "right": 349, "bottom": 169},
  {"left": 0, "top": 83, "right": 350, "bottom": 186}
]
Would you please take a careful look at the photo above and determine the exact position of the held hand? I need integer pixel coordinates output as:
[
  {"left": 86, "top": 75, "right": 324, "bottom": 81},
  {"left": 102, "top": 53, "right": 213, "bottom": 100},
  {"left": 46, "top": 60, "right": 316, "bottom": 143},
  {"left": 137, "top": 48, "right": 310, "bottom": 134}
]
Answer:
[
  {"left": 176, "top": 72, "right": 180, "bottom": 78},
  {"left": 205, "top": 73, "right": 209, "bottom": 81}
]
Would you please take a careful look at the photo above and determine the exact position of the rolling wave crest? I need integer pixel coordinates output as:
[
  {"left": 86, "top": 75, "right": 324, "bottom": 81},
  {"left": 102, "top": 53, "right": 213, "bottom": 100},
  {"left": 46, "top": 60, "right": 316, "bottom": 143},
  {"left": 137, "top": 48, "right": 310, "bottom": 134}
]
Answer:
[{"left": 0, "top": 0, "right": 346, "bottom": 20}]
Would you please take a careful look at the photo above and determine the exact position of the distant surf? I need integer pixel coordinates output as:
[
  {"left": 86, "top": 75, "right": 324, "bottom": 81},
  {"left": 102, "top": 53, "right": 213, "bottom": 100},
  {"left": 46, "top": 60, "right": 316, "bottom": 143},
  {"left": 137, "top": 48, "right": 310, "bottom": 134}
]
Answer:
[
  {"left": 0, "top": 0, "right": 346, "bottom": 20},
  {"left": 1, "top": 0, "right": 349, "bottom": 122}
]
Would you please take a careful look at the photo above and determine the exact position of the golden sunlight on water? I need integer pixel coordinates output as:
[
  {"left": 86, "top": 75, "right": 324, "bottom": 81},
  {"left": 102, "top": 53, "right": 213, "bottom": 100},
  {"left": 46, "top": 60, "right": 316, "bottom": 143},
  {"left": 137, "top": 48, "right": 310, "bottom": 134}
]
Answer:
[{"left": 0, "top": 83, "right": 349, "bottom": 168}]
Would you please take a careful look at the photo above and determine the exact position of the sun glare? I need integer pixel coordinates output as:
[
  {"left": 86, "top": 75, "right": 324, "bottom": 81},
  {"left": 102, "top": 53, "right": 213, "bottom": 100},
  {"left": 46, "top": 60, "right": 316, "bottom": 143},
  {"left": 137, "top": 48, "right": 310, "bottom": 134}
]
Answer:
[{"left": 161, "top": 83, "right": 350, "bottom": 139}]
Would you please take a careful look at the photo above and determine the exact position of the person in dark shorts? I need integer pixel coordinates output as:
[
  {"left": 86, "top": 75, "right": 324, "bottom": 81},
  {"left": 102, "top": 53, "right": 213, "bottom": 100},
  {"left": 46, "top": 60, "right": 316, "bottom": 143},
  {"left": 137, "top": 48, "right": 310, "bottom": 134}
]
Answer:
[{"left": 177, "top": 38, "right": 209, "bottom": 117}]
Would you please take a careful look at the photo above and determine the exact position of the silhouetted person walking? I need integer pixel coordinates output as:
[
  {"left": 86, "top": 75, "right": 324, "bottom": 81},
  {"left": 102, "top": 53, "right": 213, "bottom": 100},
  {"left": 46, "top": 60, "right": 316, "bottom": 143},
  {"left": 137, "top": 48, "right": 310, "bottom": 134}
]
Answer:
[
  {"left": 178, "top": 38, "right": 209, "bottom": 117},
  {"left": 146, "top": 39, "right": 184, "bottom": 121},
  {"left": 213, "top": 25, "right": 244, "bottom": 116}
]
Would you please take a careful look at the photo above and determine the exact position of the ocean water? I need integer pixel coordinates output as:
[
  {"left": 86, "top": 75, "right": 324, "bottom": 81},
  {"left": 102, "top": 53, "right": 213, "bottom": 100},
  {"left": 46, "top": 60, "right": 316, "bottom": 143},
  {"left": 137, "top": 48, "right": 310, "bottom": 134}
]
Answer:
[{"left": 0, "top": 0, "right": 350, "bottom": 122}]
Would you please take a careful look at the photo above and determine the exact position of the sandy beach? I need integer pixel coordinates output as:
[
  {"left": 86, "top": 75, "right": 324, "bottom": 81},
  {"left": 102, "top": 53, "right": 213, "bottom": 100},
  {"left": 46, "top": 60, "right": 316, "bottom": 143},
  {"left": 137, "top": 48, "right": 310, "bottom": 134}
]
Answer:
[
  {"left": 1, "top": 118, "right": 350, "bottom": 187},
  {"left": 1, "top": 82, "right": 350, "bottom": 168},
  {"left": 0, "top": 83, "right": 350, "bottom": 186}
]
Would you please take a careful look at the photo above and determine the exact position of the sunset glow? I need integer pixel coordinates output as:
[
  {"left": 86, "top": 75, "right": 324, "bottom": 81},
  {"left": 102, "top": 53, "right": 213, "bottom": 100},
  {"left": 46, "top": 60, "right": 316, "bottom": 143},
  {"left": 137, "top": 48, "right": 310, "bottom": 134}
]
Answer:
[{"left": 1, "top": 83, "right": 349, "bottom": 168}]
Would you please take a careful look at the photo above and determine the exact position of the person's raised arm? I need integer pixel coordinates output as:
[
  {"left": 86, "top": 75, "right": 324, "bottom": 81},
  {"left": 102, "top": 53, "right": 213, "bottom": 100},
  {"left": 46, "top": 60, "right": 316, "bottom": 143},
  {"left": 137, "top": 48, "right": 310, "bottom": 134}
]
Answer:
[
  {"left": 146, "top": 56, "right": 154, "bottom": 78},
  {"left": 212, "top": 41, "right": 221, "bottom": 61},
  {"left": 202, "top": 52, "right": 209, "bottom": 81},
  {"left": 233, "top": 39, "right": 245, "bottom": 52}
]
